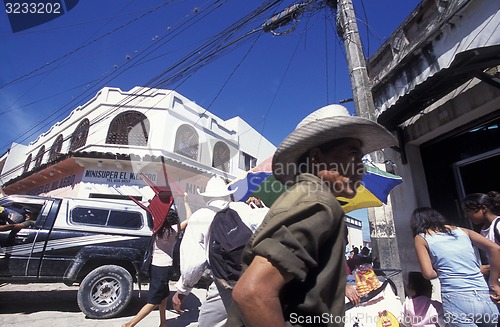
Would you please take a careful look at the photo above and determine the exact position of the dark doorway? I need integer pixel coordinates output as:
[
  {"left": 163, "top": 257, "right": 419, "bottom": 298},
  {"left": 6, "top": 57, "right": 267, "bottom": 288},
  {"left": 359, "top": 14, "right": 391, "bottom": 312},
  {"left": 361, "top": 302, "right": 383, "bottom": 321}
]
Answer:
[
  {"left": 456, "top": 153, "right": 500, "bottom": 196},
  {"left": 420, "top": 116, "right": 500, "bottom": 226}
]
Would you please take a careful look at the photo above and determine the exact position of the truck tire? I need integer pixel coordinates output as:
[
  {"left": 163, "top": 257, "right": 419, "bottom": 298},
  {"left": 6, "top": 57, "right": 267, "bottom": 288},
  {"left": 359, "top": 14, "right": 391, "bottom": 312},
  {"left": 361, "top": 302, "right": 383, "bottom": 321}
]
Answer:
[{"left": 77, "top": 265, "right": 133, "bottom": 319}]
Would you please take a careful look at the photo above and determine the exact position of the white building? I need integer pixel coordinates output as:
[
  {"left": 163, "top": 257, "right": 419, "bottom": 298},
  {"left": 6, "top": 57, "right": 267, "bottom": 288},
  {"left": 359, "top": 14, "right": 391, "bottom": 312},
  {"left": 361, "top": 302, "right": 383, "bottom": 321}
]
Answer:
[
  {"left": 0, "top": 87, "right": 276, "bottom": 209},
  {"left": 345, "top": 215, "right": 364, "bottom": 252}
]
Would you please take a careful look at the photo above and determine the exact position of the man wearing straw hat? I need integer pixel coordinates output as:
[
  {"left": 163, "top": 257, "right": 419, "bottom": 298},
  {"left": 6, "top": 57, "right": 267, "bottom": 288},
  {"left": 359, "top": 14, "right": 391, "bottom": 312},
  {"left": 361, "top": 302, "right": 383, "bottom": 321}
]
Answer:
[{"left": 228, "top": 104, "right": 397, "bottom": 327}]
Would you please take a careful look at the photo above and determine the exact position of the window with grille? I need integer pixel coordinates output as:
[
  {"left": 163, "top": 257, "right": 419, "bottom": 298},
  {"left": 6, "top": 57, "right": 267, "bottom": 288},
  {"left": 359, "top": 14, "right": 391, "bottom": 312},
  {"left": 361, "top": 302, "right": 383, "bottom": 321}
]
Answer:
[
  {"left": 23, "top": 154, "right": 32, "bottom": 174},
  {"left": 239, "top": 152, "right": 257, "bottom": 171},
  {"left": 174, "top": 124, "right": 199, "bottom": 160},
  {"left": 212, "top": 141, "right": 230, "bottom": 172},
  {"left": 105, "top": 111, "right": 149, "bottom": 146},
  {"left": 69, "top": 119, "right": 90, "bottom": 151},
  {"left": 34, "top": 145, "right": 45, "bottom": 168},
  {"left": 49, "top": 134, "right": 63, "bottom": 162}
]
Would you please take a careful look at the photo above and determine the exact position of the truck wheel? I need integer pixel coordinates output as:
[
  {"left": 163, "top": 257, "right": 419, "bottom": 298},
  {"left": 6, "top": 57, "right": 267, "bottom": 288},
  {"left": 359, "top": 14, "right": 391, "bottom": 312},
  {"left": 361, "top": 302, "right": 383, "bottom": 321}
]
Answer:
[{"left": 77, "top": 265, "right": 133, "bottom": 319}]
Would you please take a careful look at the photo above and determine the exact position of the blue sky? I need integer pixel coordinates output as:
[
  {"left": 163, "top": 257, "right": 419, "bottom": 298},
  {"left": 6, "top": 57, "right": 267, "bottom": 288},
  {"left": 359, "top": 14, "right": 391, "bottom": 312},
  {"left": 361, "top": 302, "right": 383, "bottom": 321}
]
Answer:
[
  {"left": 1, "top": 0, "right": 421, "bottom": 240},
  {"left": 1, "top": 0, "right": 420, "bottom": 153}
]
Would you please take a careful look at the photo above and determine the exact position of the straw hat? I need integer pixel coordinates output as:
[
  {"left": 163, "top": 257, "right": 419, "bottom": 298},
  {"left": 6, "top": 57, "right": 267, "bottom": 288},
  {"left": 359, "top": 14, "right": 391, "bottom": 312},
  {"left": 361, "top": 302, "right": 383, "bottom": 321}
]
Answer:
[
  {"left": 272, "top": 104, "right": 397, "bottom": 184},
  {"left": 198, "top": 176, "right": 237, "bottom": 197}
]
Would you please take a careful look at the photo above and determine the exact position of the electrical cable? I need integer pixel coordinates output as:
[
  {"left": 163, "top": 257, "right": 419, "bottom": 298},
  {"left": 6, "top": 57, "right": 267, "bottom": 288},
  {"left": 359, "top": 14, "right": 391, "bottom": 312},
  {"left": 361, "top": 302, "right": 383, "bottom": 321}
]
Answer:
[
  {"left": 0, "top": 0, "right": 225, "bottom": 153},
  {"left": 0, "top": 0, "right": 180, "bottom": 36},
  {"left": 256, "top": 15, "right": 306, "bottom": 145},
  {"left": 205, "top": 33, "right": 263, "bottom": 111},
  {"left": 0, "top": 1, "right": 175, "bottom": 90},
  {"left": 324, "top": 9, "right": 330, "bottom": 104},
  {"left": 50, "top": 0, "right": 282, "bottom": 152},
  {"left": 87, "top": 0, "right": 281, "bottom": 130},
  {"left": 2, "top": 0, "right": 312, "bottom": 182},
  {"left": 358, "top": 0, "right": 370, "bottom": 57}
]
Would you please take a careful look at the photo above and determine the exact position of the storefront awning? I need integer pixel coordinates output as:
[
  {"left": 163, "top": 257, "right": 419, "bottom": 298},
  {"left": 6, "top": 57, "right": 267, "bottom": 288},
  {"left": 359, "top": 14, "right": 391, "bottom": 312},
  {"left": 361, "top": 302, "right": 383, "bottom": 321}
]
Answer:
[{"left": 376, "top": 46, "right": 500, "bottom": 130}]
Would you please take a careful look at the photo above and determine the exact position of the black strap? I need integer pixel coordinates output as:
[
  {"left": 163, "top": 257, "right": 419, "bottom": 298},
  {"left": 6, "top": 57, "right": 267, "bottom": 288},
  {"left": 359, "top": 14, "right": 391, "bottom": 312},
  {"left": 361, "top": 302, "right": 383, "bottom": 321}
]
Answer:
[
  {"left": 494, "top": 218, "right": 500, "bottom": 244},
  {"left": 345, "top": 279, "right": 389, "bottom": 311}
]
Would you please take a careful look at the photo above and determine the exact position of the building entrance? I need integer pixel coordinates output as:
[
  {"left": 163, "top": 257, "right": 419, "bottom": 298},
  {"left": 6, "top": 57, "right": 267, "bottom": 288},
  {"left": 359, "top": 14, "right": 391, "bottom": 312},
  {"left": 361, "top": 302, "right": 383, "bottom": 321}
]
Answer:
[
  {"left": 420, "top": 114, "right": 500, "bottom": 225},
  {"left": 453, "top": 150, "right": 500, "bottom": 199}
]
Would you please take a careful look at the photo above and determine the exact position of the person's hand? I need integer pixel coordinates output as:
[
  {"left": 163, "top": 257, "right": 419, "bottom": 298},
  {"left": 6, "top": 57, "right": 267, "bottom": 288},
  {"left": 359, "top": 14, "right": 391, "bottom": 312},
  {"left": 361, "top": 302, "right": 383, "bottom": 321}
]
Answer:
[
  {"left": 172, "top": 292, "right": 186, "bottom": 314},
  {"left": 345, "top": 284, "right": 360, "bottom": 305},
  {"left": 245, "top": 197, "right": 263, "bottom": 208},
  {"left": 480, "top": 264, "right": 490, "bottom": 277},
  {"left": 490, "top": 283, "right": 500, "bottom": 304}
]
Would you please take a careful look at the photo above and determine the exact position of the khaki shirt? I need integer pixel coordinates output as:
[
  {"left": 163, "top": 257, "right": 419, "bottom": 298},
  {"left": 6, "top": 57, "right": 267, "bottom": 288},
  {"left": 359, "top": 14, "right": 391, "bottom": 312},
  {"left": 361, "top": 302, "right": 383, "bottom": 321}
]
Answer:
[{"left": 227, "top": 173, "right": 347, "bottom": 327}]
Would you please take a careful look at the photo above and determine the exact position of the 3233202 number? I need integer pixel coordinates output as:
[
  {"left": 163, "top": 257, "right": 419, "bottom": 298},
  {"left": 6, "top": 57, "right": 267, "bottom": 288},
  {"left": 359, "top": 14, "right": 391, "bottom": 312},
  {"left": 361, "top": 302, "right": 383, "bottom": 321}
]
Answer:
[{"left": 5, "top": 2, "right": 62, "bottom": 14}]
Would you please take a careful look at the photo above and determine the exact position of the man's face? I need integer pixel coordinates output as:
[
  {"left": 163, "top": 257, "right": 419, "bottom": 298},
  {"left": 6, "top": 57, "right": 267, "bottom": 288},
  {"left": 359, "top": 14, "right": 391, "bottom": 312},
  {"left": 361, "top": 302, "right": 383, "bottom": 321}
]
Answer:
[{"left": 313, "top": 138, "right": 364, "bottom": 198}]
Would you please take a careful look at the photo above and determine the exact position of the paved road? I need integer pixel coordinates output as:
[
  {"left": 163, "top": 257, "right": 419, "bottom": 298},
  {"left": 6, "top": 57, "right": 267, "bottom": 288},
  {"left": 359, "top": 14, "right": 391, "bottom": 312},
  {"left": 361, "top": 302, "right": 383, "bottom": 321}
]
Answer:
[{"left": 0, "top": 282, "right": 207, "bottom": 326}]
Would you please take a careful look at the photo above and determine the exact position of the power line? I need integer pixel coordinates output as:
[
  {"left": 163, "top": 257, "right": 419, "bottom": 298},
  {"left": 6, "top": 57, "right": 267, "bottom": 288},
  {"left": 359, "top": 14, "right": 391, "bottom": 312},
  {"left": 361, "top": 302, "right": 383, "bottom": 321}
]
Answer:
[
  {"left": 0, "top": 0, "right": 225, "bottom": 153},
  {"left": 1, "top": 0, "right": 317, "bottom": 173},
  {"left": 29, "top": 0, "right": 281, "bottom": 155},
  {"left": 0, "top": 1, "right": 174, "bottom": 90}
]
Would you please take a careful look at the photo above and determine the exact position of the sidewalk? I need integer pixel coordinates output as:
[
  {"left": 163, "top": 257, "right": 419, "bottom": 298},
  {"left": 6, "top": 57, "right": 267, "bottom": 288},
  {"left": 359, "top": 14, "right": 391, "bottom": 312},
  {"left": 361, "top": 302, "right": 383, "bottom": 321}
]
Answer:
[{"left": 0, "top": 282, "right": 207, "bottom": 326}]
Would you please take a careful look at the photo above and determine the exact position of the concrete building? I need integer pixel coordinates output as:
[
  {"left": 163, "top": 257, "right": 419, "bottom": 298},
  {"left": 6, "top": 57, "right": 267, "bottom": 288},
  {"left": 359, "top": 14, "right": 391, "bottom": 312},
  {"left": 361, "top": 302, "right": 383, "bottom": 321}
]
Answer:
[
  {"left": 367, "top": 0, "right": 500, "bottom": 274},
  {"left": 345, "top": 214, "right": 364, "bottom": 252},
  {"left": 0, "top": 87, "right": 276, "bottom": 210}
]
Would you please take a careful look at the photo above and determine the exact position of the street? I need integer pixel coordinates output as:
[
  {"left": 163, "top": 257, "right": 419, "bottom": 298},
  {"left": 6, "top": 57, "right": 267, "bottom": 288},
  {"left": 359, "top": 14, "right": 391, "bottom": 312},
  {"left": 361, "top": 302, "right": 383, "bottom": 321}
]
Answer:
[{"left": 0, "top": 282, "right": 207, "bottom": 326}]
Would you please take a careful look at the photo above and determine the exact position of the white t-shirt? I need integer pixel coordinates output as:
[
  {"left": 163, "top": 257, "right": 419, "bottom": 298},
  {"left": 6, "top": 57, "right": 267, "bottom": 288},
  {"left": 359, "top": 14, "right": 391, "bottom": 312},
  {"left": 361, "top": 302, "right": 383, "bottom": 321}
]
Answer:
[
  {"left": 175, "top": 200, "right": 269, "bottom": 295},
  {"left": 402, "top": 295, "right": 444, "bottom": 327},
  {"left": 480, "top": 216, "right": 500, "bottom": 245},
  {"left": 152, "top": 225, "right": 178, "bottom": 267}
]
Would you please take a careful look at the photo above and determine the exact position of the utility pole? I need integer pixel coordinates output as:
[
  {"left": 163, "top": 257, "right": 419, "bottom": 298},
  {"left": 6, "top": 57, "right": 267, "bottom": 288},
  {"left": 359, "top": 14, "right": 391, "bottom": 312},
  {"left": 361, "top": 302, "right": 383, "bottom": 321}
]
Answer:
[
  {"left": 334, "top": 0, "right": 376, "bottom": 121},
  {"left": 335, "top": 0, "right": 404, "bottom": 297}
]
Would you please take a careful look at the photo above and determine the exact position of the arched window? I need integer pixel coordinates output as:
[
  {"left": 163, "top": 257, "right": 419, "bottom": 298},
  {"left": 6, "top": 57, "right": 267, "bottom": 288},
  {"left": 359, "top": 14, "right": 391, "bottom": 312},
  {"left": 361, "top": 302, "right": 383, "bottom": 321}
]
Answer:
[
  {"left": 34, "top": 145, "right": 45, "bottom": 168},
  {"left": 49, "top": 134, "right": 63, "bottom": 162},
  {"left": 106, "top": 111, "right": 149, "bottom": 146},
  {"left": 212, "top": 141, "right": 230, "bottom": 172},
  {"left": 69, "top": 119, "right": 90, "bottom": 151},
  {"left": 23, "top": 154, "right": 32, "bottom": 174},
  {"left": 174, "top": 124, "right": 199, "bottom": 160}
]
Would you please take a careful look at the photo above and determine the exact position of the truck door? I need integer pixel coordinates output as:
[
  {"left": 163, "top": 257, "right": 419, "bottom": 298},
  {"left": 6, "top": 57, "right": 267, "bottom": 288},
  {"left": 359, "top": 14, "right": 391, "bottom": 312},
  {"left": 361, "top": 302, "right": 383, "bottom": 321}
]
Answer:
[{"left": 0, "top": 199, "right": 55, "bottom": 279}]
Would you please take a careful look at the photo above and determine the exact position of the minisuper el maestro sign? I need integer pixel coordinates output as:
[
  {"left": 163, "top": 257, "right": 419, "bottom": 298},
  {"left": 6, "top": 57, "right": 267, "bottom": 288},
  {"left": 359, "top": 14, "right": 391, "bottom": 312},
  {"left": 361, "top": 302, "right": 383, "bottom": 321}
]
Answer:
[{"left": 82, "top": 168, "right": 158, "bottom": 185}]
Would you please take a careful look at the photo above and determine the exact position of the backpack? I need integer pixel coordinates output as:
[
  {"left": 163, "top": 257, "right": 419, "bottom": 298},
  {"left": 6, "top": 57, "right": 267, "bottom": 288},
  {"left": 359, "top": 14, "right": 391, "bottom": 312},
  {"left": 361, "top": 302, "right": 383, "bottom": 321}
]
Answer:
[{"left": 208, "top": 207, "right": 253, "bottom": 289}]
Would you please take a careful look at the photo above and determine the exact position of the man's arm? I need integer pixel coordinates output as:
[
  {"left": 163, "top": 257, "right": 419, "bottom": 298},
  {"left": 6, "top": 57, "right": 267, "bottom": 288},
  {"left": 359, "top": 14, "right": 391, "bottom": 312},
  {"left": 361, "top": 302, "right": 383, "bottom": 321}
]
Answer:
[
  {"left": 232, "top": 255, "right": 293, "bottom": 327},
  {"left": 0, "top": 222, "right": 29, "bottom": 232}
]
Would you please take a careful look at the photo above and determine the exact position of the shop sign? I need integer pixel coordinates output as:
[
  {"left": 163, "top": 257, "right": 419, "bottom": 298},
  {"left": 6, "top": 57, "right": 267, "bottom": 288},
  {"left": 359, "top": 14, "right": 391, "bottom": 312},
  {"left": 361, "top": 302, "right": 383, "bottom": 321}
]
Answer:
[
  {"left": 83, "top": 169, "right": 157, "bottom": 184},
  {"left": 26, "top": 174, "right": 76, "bottom": 195}
]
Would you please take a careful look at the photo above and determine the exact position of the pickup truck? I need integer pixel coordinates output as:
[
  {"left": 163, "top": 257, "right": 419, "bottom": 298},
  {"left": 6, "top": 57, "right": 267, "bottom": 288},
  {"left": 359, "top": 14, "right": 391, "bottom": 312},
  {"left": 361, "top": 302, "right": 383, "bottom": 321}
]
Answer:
[{"left": 0, "top": 194, "right": 153, "bottom": 319}]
